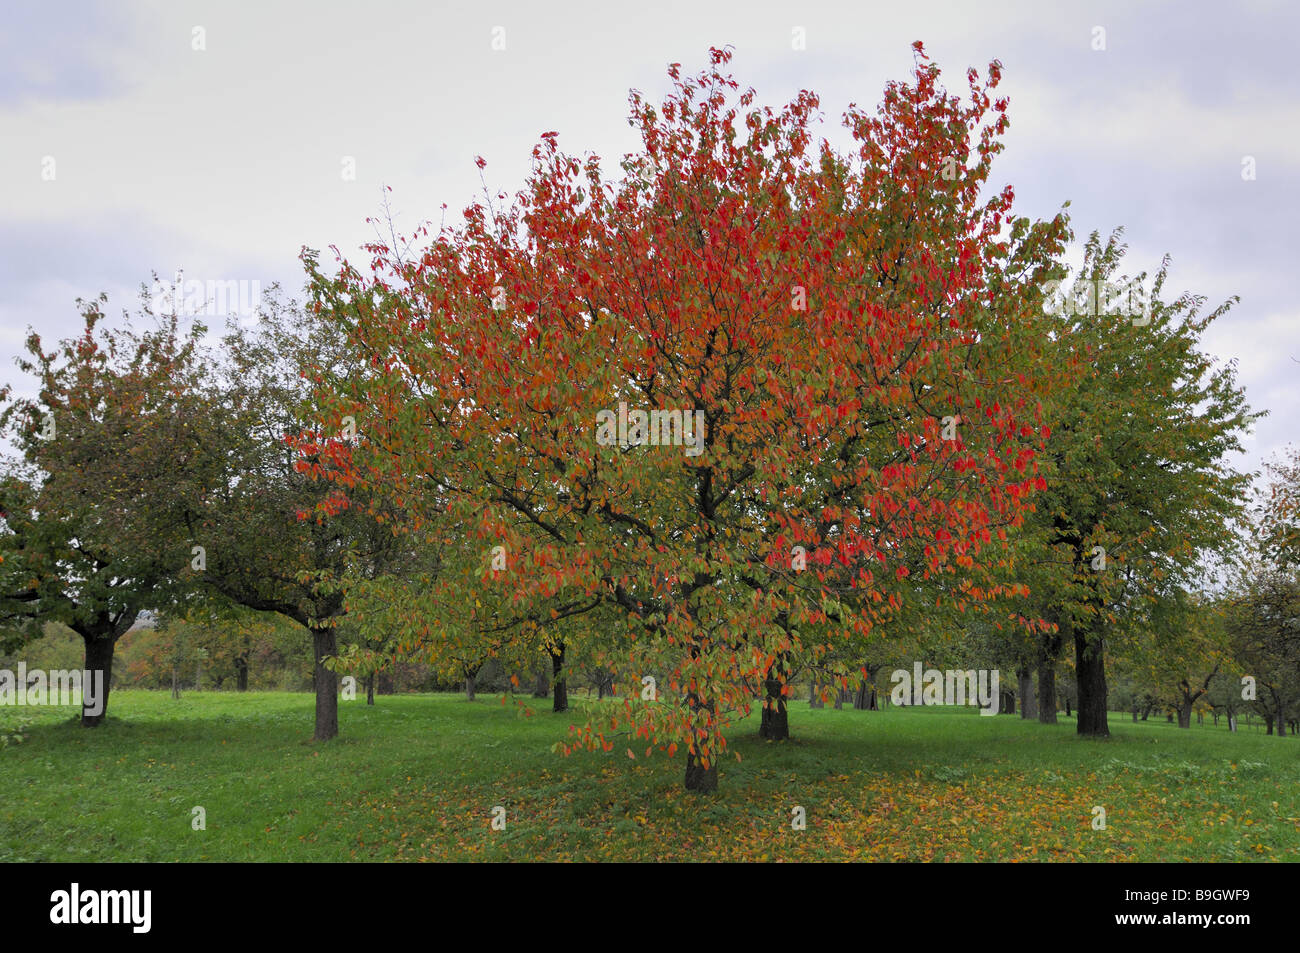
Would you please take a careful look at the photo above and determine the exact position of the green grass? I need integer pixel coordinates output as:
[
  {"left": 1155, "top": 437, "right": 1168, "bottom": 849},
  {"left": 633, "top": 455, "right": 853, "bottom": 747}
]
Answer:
[{"left": 1, "top": 690, "right": 1296, "bottom": 861}]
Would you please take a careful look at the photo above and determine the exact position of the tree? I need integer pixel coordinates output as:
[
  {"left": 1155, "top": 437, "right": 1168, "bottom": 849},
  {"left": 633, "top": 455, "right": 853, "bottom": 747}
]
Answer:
[
  {"left": 1024, "top": 231, "right": 1255, "bottom": 737},
  {"left": 1120, "top": 588, "right": 1228, "bottom": 728},
  {"left": 177, "top": 292, "right": 411, "bottom": 741},
  {"left": 0, "top": 295, "right": 213, "bottom": 725},
  {"left": 305, "top": 46, "right": 1068, "bottom": 792},
  {"left": 1225, "top": 449, "right": 1300, "bottom": 736}
]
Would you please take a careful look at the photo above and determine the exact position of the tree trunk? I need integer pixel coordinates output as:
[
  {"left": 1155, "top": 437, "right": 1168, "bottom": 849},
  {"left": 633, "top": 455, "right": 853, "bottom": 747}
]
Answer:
[
  {"left": 550, "top": 641, "right": 567, "bottom": 713},
  {"left": 532, "top": 663, "right": 549, "bottom": 699},
  {"left": 171, "top": 665, "right": 180, "bottom": 700},
  {"left": 1228, "top": 713, "right": 1237, "bottom": 732},
  {"left": 1037, "top": 659, "right": 1057, "bottom": 724},
  {"left": 235, "top": 655, "right": 249, "bottom": 692},
  {"left": 465, "top": 674, "right": 475, "bottom": 701},
  {"left": 311, "top": 625, "right": 339, "bottom": 741},
  {"left": 808, "top": 682, "right": 823, "bottom": 709},
  {"left": 1074, "top": 632, "right": 1109, "bottom": 738},
  {"left": 81, "top": 635, "right": 116, "bottom": 727},
  {"left": 1017, "top": 669, "right": 1037, "bottom": 719},
  {"left": 684, "top": 690, "right": 718, "bottom": 793},
  {"left": 366, "top": 672, "right": 375, "bottom": 705},
  {"left": 1177, "top": 702, "right": 1192, "bottom": 729},
  {"left": 684, "top": 748, "right": 718, "bottom": 793},
  {"left": 760, "top": 669, "right": 790, "bottom": 741}
]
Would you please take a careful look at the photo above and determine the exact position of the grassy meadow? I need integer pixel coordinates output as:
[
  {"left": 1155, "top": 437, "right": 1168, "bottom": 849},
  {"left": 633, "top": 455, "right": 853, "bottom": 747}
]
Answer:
[{"left": 1, "top": 690, "right": 1296, "bottom": 862}]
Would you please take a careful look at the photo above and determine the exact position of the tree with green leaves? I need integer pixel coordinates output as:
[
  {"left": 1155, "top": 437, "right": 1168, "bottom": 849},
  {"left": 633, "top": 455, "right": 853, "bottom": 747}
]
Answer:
[
  {"left": 0, "top": 294, "right": 213, "bottom": 725},
  {"left": 1023, "top": 230, "right": 1256, "bottom": 737}
]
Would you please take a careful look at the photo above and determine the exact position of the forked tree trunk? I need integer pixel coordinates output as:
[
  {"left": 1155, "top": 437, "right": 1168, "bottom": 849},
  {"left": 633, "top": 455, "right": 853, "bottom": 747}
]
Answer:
[
  {"left": 311, "top": 625, "right": 339, "bottom": 741},
  {"left": 1074, "top": 632, "right": 1109, "bottom": 738}
]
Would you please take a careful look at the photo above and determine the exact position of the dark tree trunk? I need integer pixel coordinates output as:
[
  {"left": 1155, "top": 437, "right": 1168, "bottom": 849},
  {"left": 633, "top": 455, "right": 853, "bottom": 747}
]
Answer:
[
  {"left": 808, "top": 682, "right": 823, "bottom": 709},
  {"left": 1074, "top": 632, "right": 1109, "bottom": 738},
  {"left": 684, "top": 690, "right": 718, "bottom": 793},
  {"left": 1017, "top": 669, "right": 1037, "bottom": 719},
  {"left": 311, "top": 625, "right": 339, "bottom": 741},
  {"left": 550, "top": 641, "right": 567, "bottom": 713},
  {"left": 1177, "top": 702, "right": 1192, "bottom": 728},
  {"left": 759, "top": 653, "right": 791, "bottom": 739},
  {"left": 81, "top": 635, "right": 116, "bottom": 727},
  {"left": 684, "top": 748, "right": 718, "bottom": 793},
  {"left": 760, "top": 673, "right": 790, "bottom": 740},
  {"left": 465, "top": 674, "right": 476, "bottom": 701},
  {"left": 235, "top": 655, "right": 249, "bottom": 692},
  {"left": 366, "top": 672, "right": 375, "bottom": 705},
  {"left": 852, "top": 681, "right": 877, "bottom": 711},
  {"left": 1264, "top": 714, "right": 1274, "bottom": 735},
  {"left": 1141, "top": 703, "right": 1152, "bottom": 721},
  {"left": 1132, "top": 707, "right": 1139, "bottom": 722},
  {"left": 1037, "top": 659, "right": 1057, "bottom": 724}
]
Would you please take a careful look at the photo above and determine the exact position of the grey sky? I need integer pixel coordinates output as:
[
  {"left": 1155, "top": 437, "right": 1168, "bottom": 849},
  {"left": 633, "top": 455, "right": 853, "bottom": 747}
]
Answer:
[{"left": 2, "top": 0, "right": 1296, "bottom": 487}]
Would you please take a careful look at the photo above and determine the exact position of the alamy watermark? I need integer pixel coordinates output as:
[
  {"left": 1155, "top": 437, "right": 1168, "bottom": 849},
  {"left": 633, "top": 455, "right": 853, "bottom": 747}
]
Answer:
[
  {"left": 150, "top": 274, "right": 261, "bottom": 319},
  {"left": 1040, "top": 278, "right": 1151, "bottom": 326},
  {"left": 595, "top": 401, "right": 705, "bottom": 457},
  {"left": 0, "top": 664, "right": 105, "bottom": 716},
  {"left": 890, "top": 663, "right": 1000, "bottom": 716}
]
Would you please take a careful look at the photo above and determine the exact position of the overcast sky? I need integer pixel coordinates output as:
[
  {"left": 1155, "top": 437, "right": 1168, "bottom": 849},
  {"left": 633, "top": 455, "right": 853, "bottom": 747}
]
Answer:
[{"left": 2, "top": 0, "right": 1296, "bottom": 488}]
